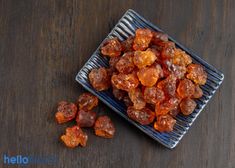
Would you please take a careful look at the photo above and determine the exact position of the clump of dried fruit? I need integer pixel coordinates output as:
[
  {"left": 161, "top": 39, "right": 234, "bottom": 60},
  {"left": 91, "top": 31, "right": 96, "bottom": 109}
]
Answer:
[
  {"left": 127, "top": 106, "right": 155, "bottom": 125},
  {"left": 101, "top": 37, "right": 122, "bottom": 57},
  {"left": 55, "top": 101, "right": 77, "bottom": 124},
  {"left": 116, "top": 52, "right": 135, "bottom": 74},
  {"left": 133, "top": 28, "right": 153, "bottom": 51},
  {"left": 180, "top": 98, "right": 197, "bottom": 115},
  {"left": 133, "top": 50, "right": 157, "bottom": 68},
  {"left": 186, "top": 64, "right": 207, "bottom": 85},
  {"left": 76, "top": 110, "right": 96, "bottom": 127},
  {"left": 177, "top": 79, "right": 195, "bottom": 98},
  {"left": 143, "top": 87, "right": 165, "bottom": 104},
  {"left": 77, "top": 93, "right": 98, "bottom": 111},
  {"left": 137, "top": 67, "right": 159, "bottom": 87},
  {"left": 94, "top": 116, "right": 115, "bottom": 138},
  {"left": 61, "top": 126, "right": 88, "bottom": 148},
  {"left": 111, "top": 73, "right": 139, "bottom": 91},
  {"left": 89, "top": 67, "right": 111, "bottom": 91},
  {"left": 154, "top": 114, "right": 176, "bottom": 132},
  {"left": 128, "top": 88, "right": 146, "bottom": 110}
]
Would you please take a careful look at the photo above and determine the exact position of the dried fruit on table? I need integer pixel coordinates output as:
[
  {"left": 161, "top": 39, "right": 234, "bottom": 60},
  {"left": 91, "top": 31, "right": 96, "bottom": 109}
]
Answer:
[
  {"left": 94, "top": 116, "right": 115, "bottom": 138},
  {"left": 133, "top": 28, "right": 153, "bottom": 51},
  {"left": 137, "top": 67, "right": 159, "bottom": 87},
  {"left": 143, "top": 86, "right": 165, "bottom": 104},
  {"left": 133, "top": 50, "right": 157, "bottom": 68},
  {"left": 155, "top": 97, "right": 180, "bottom": 116},
  {"left": 180, "top": 98, "right": 197, "bottom": 115},
  {"left": 186, "top": 64, "right": 207, "bottom": 85},
  {"left": 192, "top": 85, "right": 203, "bottom": 99},
  {"left": 177, "top": 79, "right": 195, "bottom": 98},
  {"left": 76, "top": 110, "right": 96, "bottom": 127},
  {"left": 112, "top": 85, "right": 126, "bottom": 100},
  {"left": 157, "top": 75, "right": 177, "bottom": 97},
  {"left": 127, "top": 106, "right": 155, "bottom": 125},
  {"left": 121, "top": 36, "right": 134, "bottom": 52},
  {"left": 154, "top": 114, "right": 176, "bottom": 132},
  {"left": 101, "top": 37, "right": 122, "bottom": 57},
  {"left": 61, "top": 125, "right": 88, "bottom": 148},
  {"left": 89, "top": 67, "right": 111, "bottom": 91},
  {"left": 77, "top": 93, "right": 98, "bottom": 111},
  {"left": 111, "top": 73, "right": 139, "bottom": 91},
  {"left": 128, "top": 88, "right": 146, "bottom": 110},
  {"left": 55, "top": 101, "right": 77, "bottom": 124},
  {"left": 115, "top": 52, "right": 135, "bottom": 74}
]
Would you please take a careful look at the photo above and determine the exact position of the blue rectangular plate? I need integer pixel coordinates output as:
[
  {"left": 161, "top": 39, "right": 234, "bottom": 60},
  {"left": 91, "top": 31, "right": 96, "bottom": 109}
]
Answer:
[{"left": 75, "top": 9, "right": 224, "bottom": 149}]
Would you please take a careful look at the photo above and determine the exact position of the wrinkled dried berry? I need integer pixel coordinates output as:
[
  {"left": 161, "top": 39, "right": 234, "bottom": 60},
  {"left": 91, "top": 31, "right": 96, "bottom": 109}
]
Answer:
[
  {"left": 192, "top": 85, "right": 203, "bottom": 98},
  {"left": 77, "top": 93, "right": 98, "bottom": 111},
  {"left": 122, "top": 36, "right": 134, "bottom": 52},
  {"left": 116, "top": 52, "right": 135, "bottom": 74},
  {"left": 143, "top": 87, "right": 165, "bottom": 104},
  {"left": 155, "top": 97, "right": 180, "bottom": 116},
  {"left": 154, "top": 114, "right": 176, "bottom": 132},
  {"left": 186, "top": 64, "right": 207, "bottom": 85},
  {"left": 94, "top": 116, "right": 115, "bottom": 138},
  {"left": 76, "top": 110, "right": 96, "bottom": 127},
  {"left": 111, "top": 73, "right": 139, "bottom": 91},
  {"left": 137, "top": 67, "right": 159, "bottom": 87},
  {"left": 180, "top": 98, "right": 196, "bottom": 115},
  {"left": 55, "top": 101, "right": 77, "bottom": 124},
  {"left": 101, "top": 37, "right": 122, "bottom": 57},
  {"left": 133, "top": 28, "right": 153, "bottom": 51},
  {"left": 133, "top": 50, "right": 157, "bottom": 68},
  {"left": 128, "top": 88, "right": 146, "bottom": 110},
  {"left": 177, "top": 79, "right": 195, "bottom": 98}
]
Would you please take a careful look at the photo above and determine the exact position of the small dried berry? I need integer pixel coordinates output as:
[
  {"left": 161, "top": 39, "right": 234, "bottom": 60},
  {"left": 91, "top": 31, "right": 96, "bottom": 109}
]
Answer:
[
  {"left": 186, "top": 64, "right": 207, "bottom": 85},
  {"left": 137, "top": 67, "right": 159, "bottom": 87},
  {"left": 116, "top": 52, "right": 135, "bottom": 74},
  {"left": 94, "top": 116, "right": 115, "bottom": 138},
  {"left": 76, "top": 110, "right": 96, "bottom": 127},
  {"left": 101, "top": 37, "right": 122, "bottom": 57},
  {"left": 111, "top": 73, "right": 139, "bottom": 91},
  {"left": 77, "top": 93, "right": 98, "bottom": 111},
  {"left": 128, "top": 88, "right": 146, "bottom": 110},
  {"left": 143, "top": 87, "right": 165, "bottom": 104},
  {"left": 133, "top": 50, "right": 157, "bottom": 68},
  {"left": 177, "top": 79, "right": 195, "bottom": 98},
  {"left": 154, "top": 114, "right": 176, "bottom": 132},
  {"left": 180, "top": 98, "right": 196, "bottom": 115},
  {"left": 55, "top": 101, "right": 77, "bottom": 124},
  {"left": 133, "top": 28, "right": 153, "bottom": 51}
]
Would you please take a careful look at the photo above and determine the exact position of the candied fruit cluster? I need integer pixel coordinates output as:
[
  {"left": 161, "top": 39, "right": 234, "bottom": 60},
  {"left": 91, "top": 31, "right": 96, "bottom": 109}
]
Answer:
[
  {"left": 89, "top": 28, "right": 207, "bottom": 132},
  {"left": 55, "top": 92, "right": 115, "bottom": 148}
]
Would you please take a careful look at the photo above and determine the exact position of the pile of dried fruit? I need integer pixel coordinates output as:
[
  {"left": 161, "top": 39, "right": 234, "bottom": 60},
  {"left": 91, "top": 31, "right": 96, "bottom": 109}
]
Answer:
[
  {"left": 88, "top": 28, "right": 207, "bottom": 132},
  {"left": 55, "top": 93, "right": 115, "bottom": 148}
]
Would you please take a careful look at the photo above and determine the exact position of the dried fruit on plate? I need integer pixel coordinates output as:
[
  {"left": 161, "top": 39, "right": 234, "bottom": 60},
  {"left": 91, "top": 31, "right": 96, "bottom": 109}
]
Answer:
[
  {"left": 154, "top": 114, "right": 176, "bottom": 132},
  {"left": 180, "top": 98, "right": 197, "bottom": 115},
  {"left": 101, "top": 37, "right": 122, "bottom": 57},
  {"left": 143, "top": 86, "right": 165, "bottom": 104},
  {"left": 121, "top": 36, "right": 134, "bottom": 52},
  {"left": 177, "top": 79, "right": 195, "bottom": 98},
  {"left": 111, "top": 73, "right": 139, "bottom": 91},
  {"left": 128, "top": 88, "right": 146, "bottom": 110},
  {"left": 157, "top": 75, "right": 177, "bottom": 97},
  {"left": 94, "top": 116, "right": 115, "bottom": 138},
  {"left": 55, "top": 101, "right": 77, "bottom": 124},
  {"left": 115, "top": 52, "right": 135, "bottom": 74},
  {"left": 155, "top": 97, "right": 180, "bottom": 116},
  {"left": 133, "top": 28, "right": 153, "bottom": 51},
  {"left": 192, "top": 85, "right": 203, "bottom": 99},
  {"left": 77, "top": 93, "right": 98, "bottom": 111},
  {"left": 137, "top": 67, "right": 159, "bottom": 87},
  {"left": 76, "top": 110, "right": 96, "bottom": 127},
  {"left": 88, "top": 67, "right": 111, "bottom": 91},
  {"left": 186, "top": 64, "right": 207, "bottom": 85},
  {"left": 127, "top": 106, "right": 155, "bottom": 125},
  {"left": 133, "top": 50, "right": 157, "bottom": 69},
  {"left": 61, "top": 126, "right": 88, "bottom": 148}
]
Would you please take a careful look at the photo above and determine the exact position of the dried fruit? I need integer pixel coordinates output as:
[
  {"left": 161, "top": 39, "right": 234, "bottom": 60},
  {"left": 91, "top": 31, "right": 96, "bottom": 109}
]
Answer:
[
  {"left": 128, "top": 88, "right": 146, "bottom": 110},
  {"left": 180, "top": 98, "right": 196, "bottom": 115},
  {"left": 169, "top": 107, "right": 180, "bottom": 117},
  {"left": 173, "top": 48, "right": 192, "bottom": 66},
  {"left": 55, "top": 101, "right": 77, "bottom": 124},
  {"left": 137, "top": 67, "right": 159, "bottom": 87},
  {"left": 154, "top": 114, "right": 176, "bottom": 132},
  {"left": 192, "top": 85, "right": 203, "bottom": 98},
  {"left": 177, "top": 79, "right": 195, "bottom": 98},
  {"left": 123, "top": 96, "right": 133, "bottom": 107},
  {"left": 186, "top": 64, "right": 207, "bottom": 85},
  {"left": 161, "top": 41, "right": 175, "bottom": 59},
  {"left": 133, "top": 28, "right": 153, "bottom": 51},
  {"left": 155, "top": 97, "right": 180, "bottom": 116},
  {"left": 115, "top": 52, "right": 135, "bottom": 74},
  {"left": 61, "top": 126, "right": 88, "bottom": 148},
  {"left": 89, "top": 67, "right": 111, "bottom": 91},
  {"left": 111, "top": 73, "right": 139, "bottom": 91},
  {"left": 143, "top": 87, "right": 165, "bottom": 104},
  {"left": 109, "top": 56, "right": 121, "bottom": 69},
  {"left": 157, "top": 75, "right": 177, "bottom": 97},
  {"left": 76, "top": 110, "right": 96, "bottom": 127},
  {"left": 133, "top": 50, "right": 157, "bottom": 68},
  {"left": 127, "top": 106, "right": 155, "bottom": 125},
  {"left": 121, "top": 36, "right": 134, "bottom": 52},
  {"left": 94, "top": 116, "right": 115, "bottom": 138},
  {"left": 101, "top": 37, "right": 122, "bottom": 57},
  {"left": 112, "top": 85, "right": 126, "bottom": 100},
  {"left": 151, "top": 31, "right": 168, "bottom": 44},
  {"left": 77, "top": 93, "right": 98, "bottom": 111}
]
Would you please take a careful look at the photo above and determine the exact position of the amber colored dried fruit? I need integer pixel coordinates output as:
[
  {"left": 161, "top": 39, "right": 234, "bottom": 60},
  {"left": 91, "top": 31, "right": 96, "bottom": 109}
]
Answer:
[
  {"left": 169, "top": 107, "right": 180, "bottom": 117},
  {"left": 123, "top": 96, "right": 133, "bottom": 107},
  {"left": 155, "top": 97, "right": 180, "bottom": 116},
  {"left": 121, "top": 36, "right": 134, "bottom": 52},
  {"left": 133, "top": 50, "right": 157, "bottom": 68},
  {"left": 112, "top": 85, "right": 126, "bottom": 100},
  {"left": 76, "top": 110, "right": 96, "bottom": 127},
  {"left": 111, "top": 73, "right": 139, "bottom": 91},
  {"left": 101, "top": 37, "right": 122, "bottom": 57},
  {"left": 128, "top": 88, "right": 146, "bottom": 110},
  {"left": 77, "top": 93, "right": 98, "bottom": 111},
  {"left": 133, "top": 28, "right": 153, "bottom": 51},
  {"left": 177, "top": 79, "right": 195, "bottom": 98},
  {"left": 109, "top": 56, "right": 121, "bottom": 69},
  {"left": 186, "top": 64, "right": 207, "bottom": 85},
  {"left": 94, "top": 116, "right": 115, "bottom": 138},
  {"left": 173, "top": 48, "right": 192, "bottom": 66},
  {"left": 161, "top": 41, "right": 176, "bottom": 59},
  {"left": 180, "top": 98, "right": 197, "bottom": 115},
  {"left": 55, "top": 101, "right": 77, "bottom": 124},
  {"left": 154, "top": 114, "right": 176, "bottom": 132},
  {"left": 89, "top": 67, "right": 111, "bottom": 91},
  {"left": 152, "top": 62, "right": 164, "bottom": 78},
  {"left": 143, "top": 87, "right": 165, "bottom": 104},
  {"left": 137, "top": 67, "right": 159, "bottom": 87},
  {"left": 61, "top": 126, "right": 88, "bottom": 148},
  {"left": 157, "top": 75, "right": 177, "bottom": 97},
  {"left": 192, "top": 85, "right": 203, "bottom": 98},
  {"left": 115, "top": 52, "right": 135, "bottom": 74},
  {"left": 151, "top": 31, "right": 168, "bottom": 45},
  {"left": 127, "top": 106, "right": 155, "bottom": 125}
]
